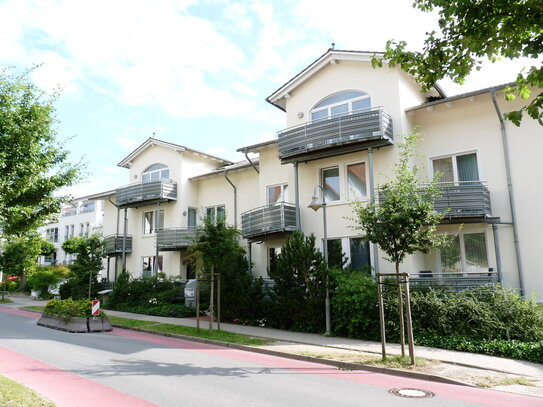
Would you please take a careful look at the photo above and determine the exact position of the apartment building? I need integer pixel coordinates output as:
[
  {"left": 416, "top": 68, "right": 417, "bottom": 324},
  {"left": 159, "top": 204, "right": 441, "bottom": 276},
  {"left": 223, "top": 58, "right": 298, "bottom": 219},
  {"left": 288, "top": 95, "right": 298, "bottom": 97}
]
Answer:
[
  {"left": 39, "top": 195, "right": 105, "bottom": 266},
  {"left": 96, "top": 49, "right": 542, "bottom": 301}
]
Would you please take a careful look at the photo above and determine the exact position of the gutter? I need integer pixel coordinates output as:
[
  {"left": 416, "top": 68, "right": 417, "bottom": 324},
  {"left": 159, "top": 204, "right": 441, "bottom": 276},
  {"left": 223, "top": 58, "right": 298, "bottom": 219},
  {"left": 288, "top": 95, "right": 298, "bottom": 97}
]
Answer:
[{"left": 490, "top": 90, "right": 525, "bottom": 296}]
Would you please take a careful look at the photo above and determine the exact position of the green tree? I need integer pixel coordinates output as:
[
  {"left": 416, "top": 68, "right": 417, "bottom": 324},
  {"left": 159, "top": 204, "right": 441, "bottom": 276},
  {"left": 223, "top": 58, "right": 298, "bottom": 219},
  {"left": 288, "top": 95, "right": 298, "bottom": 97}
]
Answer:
[
  {"left": 267, "top": 231, "right": 327, "bottom": 332},
  {"left": 60, "top": 234, "right": 105, "bottom": 299},
  {"left": 187, "top": 219, "right": 262, "bottom": 321},
  {"left": 373, "top": 0, "right": 543, "bottom": 125},
  {"left": 0, "top": 234, "right": 55, "bottom": 289},
  {"left": 0, "top": 67, "right": 80, "bottom": 237},
  {"left": 352, "top": 131, "right": 450, "bottom": 356}
]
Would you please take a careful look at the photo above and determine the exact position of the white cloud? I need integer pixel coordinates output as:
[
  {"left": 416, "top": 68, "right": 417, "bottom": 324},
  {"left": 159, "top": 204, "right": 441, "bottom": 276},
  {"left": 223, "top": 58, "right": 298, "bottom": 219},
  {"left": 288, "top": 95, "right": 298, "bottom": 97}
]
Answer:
[{"left": 115, "top": 136, "right": 142, "bottom": 151}]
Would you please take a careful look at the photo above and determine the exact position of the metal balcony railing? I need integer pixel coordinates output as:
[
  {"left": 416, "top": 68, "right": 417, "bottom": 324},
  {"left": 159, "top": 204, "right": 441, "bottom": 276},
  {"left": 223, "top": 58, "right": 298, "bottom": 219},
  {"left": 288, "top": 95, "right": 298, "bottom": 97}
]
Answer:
[
  {"left": 115, "top": 179, "right": 177, "bottom": 208},
  {"left": 156, "top": 227, "right": 198, "bottom": 250},
  {"left": 277, "top": 107, "right": 393, "bottom": 160},
  {"left": 433, "top": 181, "right": 491, "bottom": 218},
  {"left": 410, "top": 270, "right": 499, "bottom": 290},
  {"left": 104, "top": 234, "right": 132, "bottom": 255},
  {"left": 241, "top": 202, "right": 298, "bottom": 239}
]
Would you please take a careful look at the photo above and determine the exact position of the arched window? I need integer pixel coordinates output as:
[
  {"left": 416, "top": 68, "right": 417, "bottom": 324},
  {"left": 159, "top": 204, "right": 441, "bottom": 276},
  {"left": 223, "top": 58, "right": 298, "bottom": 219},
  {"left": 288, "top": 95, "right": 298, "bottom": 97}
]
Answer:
[
  {"left": 142, "top": 163, "right": 169, "bottom": 183},
  {"left": 311, "top": 91, "right": 371, "bottom": 122}
]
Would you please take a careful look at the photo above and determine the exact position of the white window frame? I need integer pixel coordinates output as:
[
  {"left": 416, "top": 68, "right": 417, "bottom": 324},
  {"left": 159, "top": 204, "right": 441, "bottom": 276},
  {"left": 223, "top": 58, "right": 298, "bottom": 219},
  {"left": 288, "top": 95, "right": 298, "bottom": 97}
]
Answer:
[
  {"left": 311, "top": 90, "right": 372, "bottom": 122},
  {"left": 205, "top": 205, "right": 226, "bottom": 224},
  {"left": 141, "top": 163, "right": 170, "bottom": 184},
  {"left": 429, "top": 149, "right": 482, "bottom": 184},
  {"left": 141, "top": 255, "right": 163, "bottom": 277},
  {"left": 321, "top": 166, "right": 341, "bottom": 202},
  {"left": 266, "top": 183, "right": 289, "bottom": 204},
  {"left": 345, "top": 161, "right": 368, "bottom": 201},
  {"left": 143, "top": 210, "right": 164, "bottom": 235},
  {"left": 436, "top": 229, "right": 491, "bottom": 275},
  {"left": 322, "top": 236, "right": 373, "bottom": 272},
  {"left": 318, "top": 161, "right": 369, "bottom": 203}
]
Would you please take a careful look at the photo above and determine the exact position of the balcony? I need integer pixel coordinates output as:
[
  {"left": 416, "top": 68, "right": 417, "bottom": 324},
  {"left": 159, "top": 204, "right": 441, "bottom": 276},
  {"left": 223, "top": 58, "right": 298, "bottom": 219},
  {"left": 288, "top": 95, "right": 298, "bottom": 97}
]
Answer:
[
  {"left": 410, "top": 270, "right": 499, "bottom": 291},
  {"left": 115, "top": 179, "right": 177, "bottom": 208},
  {"left": 434, "top": 182, "right": 491, "bottom": 219},
  {"left": 241, "top": 202, "right": 298, "bottom": 239},
  {"left": 157, "top": 227, "right": 198, "bottom": 251},
  {"left": 277, "top": 107, "right": 393, "bottom": 163},
  {"left": 104, "top": 234, "right": 132, "bottom": 255}
]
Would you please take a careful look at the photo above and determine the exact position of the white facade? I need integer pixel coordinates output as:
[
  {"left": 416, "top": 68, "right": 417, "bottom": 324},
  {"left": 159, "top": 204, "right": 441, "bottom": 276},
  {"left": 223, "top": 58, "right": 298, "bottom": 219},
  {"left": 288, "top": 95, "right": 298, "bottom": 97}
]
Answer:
[
  {"left": 100, "top": 49, "right": 543, "bottom": 302},
  {"left": 38, "top": 198, "right": 105, "bottom": 267}
]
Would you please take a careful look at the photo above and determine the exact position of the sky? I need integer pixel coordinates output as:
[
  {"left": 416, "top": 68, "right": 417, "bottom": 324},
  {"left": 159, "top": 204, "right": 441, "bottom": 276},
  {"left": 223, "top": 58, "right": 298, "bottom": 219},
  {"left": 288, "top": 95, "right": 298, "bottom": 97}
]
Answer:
[{"left": 0, "top": 0, "right": 538, "bottom": 198}]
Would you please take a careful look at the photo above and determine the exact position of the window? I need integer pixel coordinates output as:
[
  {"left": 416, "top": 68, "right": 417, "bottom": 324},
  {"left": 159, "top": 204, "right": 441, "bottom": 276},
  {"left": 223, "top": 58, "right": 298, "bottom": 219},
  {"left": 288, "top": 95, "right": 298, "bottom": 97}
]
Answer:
[
  {"left": 268, "top": 247, "right": 281, "bottom": 273},
  {"left": 142, "top": 255, "right": 163, "bottom": 277},
  {"left": 141, "top": 163, "right": 169, "bottom": 183},
  {"left": 79, "top": 223, "right": 84, "bottom": 237},
  {"left": 322, "top": 167, "right": 340, "bottom": 201},
  {"left": 70, "top": 225, "right": 74, "bottom": 238},
  {"left": 46, "top": 228, "right": 58, "bottom": 243},
  {"left": 267, "top": 184, "right": 288, "bottom": 204},
  {"left": 432, "top": 153, "right": 479, "bottom": 184},
  {"left": 143, "top": 210, "right": 164, "bottom": 234},
  {"left": 187, "top": 208, "right": 197, "bottom": 228},
  {"left": 347, "top": 163, "right": 367, "bottom": 200},
  {"left": 85, "top": 222, "right": 90, "bottom": 237},
  {"left": 206, "top": 205, "right": 225, "bottom": 224},
  {"left": 80, "top": 202, "right": 95, "bottom": 213},
  {"left": 325, "top": 237, "right": 371, "bottom": 272},
  {"left": 311, "top": 91, "right": 371, "bottom": 122},
  {"left": 440, "top": 232, "right": 488, "bottom": 274},
  {"left": 64, "top": 226, "right": 69, "bottom": 241}
]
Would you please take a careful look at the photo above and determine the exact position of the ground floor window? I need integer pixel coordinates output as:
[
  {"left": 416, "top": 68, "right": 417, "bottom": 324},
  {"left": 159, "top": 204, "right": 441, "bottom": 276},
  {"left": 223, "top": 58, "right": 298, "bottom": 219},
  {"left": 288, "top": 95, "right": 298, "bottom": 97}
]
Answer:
[
  {"left": 206, "top": 205, "right": 225, "bottom": 224},
  {"left": 142, "top": 255, "right": 163, "bottom": 277},
  {"left": 440, "top": 232, "right": 488, "bottom": 274},
  {"left": 326, "top": 237, "right": 371, "bottom": 272}
]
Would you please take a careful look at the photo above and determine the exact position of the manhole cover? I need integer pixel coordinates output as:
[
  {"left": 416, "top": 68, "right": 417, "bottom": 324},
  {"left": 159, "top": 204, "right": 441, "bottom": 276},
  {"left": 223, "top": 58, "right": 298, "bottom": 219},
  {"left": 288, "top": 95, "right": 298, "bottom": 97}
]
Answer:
[{"left": 388, "top": 388, "right": 435, "bottom": 398}]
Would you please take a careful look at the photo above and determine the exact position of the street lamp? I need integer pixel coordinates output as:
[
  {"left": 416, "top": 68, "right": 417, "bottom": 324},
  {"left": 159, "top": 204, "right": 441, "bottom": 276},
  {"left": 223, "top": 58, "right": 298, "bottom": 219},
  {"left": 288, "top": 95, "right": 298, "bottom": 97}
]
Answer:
[{"left": 308, "top": 185, "right": 331, "bottom": 336}]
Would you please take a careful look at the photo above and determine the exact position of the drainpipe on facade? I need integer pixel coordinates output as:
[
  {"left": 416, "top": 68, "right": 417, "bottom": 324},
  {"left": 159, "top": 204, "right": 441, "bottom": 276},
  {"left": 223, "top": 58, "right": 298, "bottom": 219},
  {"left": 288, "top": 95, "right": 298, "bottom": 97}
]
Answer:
[
  {"left": 248, "top": 242, "right": 252, "bottom": 274},
  {"left": 490, "top": 90, "right": 525, "bottom": 296},
  {"left": 244, "top": 152, "right": 259, "bottom": 174},
  {"left": 108, "top": 197, "right": 121, "bottom": 280},
  {"left": 368, "top": 147, "right": 379, "bottom": 275},
  {"left": 293, "top": 162, "right": 301, "bottom": 230},
  {"left": 154, "top": 202, "right": 161, "bottom": 275},
  {"left": 224, "top": 171, "right": 237, "bottom": 229}
]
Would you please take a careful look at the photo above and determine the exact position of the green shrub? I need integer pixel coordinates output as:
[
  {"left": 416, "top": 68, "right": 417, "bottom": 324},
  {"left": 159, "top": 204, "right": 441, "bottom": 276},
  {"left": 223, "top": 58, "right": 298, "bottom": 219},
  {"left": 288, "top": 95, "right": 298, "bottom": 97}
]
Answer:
[
  {"left": 416, "top": 334, "right": 543, "bottom": 364},
  {"left": 111, "top": 303, "right": 196, "bottom": 318},
  {"left": 27, "top": 266, "right": 70, "bottom": 299},
  {"left": 44, "top": 298, "right": 94, "bottom": 321}
]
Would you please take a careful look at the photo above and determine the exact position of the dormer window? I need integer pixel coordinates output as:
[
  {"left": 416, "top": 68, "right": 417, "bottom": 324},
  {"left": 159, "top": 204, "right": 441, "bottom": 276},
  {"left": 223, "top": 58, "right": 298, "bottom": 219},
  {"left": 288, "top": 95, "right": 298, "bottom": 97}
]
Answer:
[
  {"left": 142, "top": 163, "right": 169, "bottom": 183},
  {"left": 311, "top": 91, "right": 371, "bottom": 122}
]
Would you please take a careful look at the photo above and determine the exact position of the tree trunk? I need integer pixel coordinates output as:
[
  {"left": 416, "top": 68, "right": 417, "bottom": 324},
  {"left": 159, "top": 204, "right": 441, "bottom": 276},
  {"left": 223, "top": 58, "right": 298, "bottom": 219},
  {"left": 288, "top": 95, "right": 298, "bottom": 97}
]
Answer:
[{"left": 396, "top": 263, "right": 405, "bottom": 357}]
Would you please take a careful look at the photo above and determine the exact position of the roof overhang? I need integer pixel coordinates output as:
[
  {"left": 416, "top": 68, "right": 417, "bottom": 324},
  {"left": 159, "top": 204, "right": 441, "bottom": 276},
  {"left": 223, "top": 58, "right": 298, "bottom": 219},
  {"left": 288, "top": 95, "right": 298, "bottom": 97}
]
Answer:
[
  {"left": 190, "top": 159, "right": 259, "bottom": 181},
  {"left": 237, "top": 139, "right": 277, "bottom": 154},
  {"left": 117, "top": 137, "right": 233, "bottom": 168}
]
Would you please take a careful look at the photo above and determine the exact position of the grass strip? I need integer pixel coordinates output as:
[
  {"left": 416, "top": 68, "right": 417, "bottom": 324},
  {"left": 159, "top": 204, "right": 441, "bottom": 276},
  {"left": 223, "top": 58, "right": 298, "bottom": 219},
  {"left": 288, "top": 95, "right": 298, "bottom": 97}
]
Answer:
[
  {"left": 0, "top": 375, "right": 55, "bottom": 407},
  {"left": 21, "top": 306, "right": 45, "bottom": 312},
  {"left": 0, "top": 298, "right": 13, "bottom": 304},
  {"left": 108, "top": 316, "right": 161, "bottom": 328}
]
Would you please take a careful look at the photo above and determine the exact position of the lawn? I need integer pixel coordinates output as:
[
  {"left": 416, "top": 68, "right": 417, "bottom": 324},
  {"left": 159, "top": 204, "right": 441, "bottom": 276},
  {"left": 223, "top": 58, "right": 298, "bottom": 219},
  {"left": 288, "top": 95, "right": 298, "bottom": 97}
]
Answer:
[{"left": 0, "top": 375, "right": 55, "bottom": 407}]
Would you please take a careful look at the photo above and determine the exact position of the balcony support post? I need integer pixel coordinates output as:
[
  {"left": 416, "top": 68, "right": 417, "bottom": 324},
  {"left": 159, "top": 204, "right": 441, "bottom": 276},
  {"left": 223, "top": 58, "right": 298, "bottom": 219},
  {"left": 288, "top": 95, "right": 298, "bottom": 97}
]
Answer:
[
  {"left": 248, "top": 242, "right": 252, "bottom": 274},
  {"left": 368, "top": 147, "right": 379, "bottom": 275},
  {"left": 154, "top": 202, "right": 160, "bottom": 275},
  {"left": 122, "top": 208, "right": 128, "bottom": 272},
  {"left": 294, "top": 163, "right": 301, "bottom": 230},
  {"left": 492, "top": 224, "right": 503, "bottom": 282}
]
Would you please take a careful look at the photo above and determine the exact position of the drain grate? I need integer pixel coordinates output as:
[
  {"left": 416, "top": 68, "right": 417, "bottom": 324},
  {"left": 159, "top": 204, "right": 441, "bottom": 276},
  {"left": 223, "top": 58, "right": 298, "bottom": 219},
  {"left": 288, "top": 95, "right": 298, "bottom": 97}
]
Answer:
[{"left": 388, "top": 388, "right": 435, "bottom": 398}]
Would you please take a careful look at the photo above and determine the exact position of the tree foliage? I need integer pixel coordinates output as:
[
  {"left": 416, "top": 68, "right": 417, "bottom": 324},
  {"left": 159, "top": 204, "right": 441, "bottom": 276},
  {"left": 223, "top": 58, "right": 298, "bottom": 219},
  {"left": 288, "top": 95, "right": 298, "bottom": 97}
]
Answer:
[
  {"left": 373, "top": 0, "right": 543, "bottom": 125},
  {"left": 186, "top": 219, "right": 262, "bottom": 321},
  {"left": 0, "top": 234, "right": 55, "bottom": 288},
  {"left": 59, "top": 234, "right": 105, "bottom": 299},
  {"left": 352, "top": 132, "right": 450, "bottom": 273},
  {"left": 267, "top": 231, "right": 327, "bottom": 332},
  {"left": 0, "top": 67, "right": 80, "bottom": 236}
]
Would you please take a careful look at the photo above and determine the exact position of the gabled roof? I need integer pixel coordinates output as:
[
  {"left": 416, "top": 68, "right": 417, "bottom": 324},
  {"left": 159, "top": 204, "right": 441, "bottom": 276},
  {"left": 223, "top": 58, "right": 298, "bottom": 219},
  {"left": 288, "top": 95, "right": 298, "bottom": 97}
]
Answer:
[
  {"left": 266, "top": 48, "right": 446, "bottom": 112},
  {"left": 117, "top": 138, "right": 233, "bottom": 168}
]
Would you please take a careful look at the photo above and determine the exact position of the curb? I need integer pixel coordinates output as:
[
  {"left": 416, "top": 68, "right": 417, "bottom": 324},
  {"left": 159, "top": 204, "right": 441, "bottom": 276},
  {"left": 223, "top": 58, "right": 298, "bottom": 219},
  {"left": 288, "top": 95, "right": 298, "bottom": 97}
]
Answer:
[{"left": 111, "top": 323, "right": 473, "bottom": 388}]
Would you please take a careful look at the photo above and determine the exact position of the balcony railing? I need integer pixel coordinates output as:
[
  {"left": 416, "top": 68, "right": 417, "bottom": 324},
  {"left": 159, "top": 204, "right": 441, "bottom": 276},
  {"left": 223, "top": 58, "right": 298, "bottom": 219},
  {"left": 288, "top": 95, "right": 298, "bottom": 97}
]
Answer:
[
  {"left": 104, "top": 234, "right": 132, "bottom": 255},
  {"left": 115, "top": 179, "right": 177, "bottom": 208},
  {"left": 157, "top": 227, "right": 198, "bottom": 250},
  {"left": 410, "top": 270, "right": 499, "bottom": 291},
  {"left": 277, "top": 107, "right": 393, "bottom": 161},
  {"left": 241, "top": 202, "right": 298, "bottom": 239},
  {"left": 434, "top": 181, "right": 491, "bottom": 218},
  {"left": 378, "top": 181, "right": 492, "bottom": 220}
]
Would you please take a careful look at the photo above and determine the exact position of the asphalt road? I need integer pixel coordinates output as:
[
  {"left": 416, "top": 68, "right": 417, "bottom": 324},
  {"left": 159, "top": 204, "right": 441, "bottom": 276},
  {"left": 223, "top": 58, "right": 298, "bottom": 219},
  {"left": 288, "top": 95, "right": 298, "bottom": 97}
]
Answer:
[{"left": 0, "top": 307, "right": 540, "bottom": 407}]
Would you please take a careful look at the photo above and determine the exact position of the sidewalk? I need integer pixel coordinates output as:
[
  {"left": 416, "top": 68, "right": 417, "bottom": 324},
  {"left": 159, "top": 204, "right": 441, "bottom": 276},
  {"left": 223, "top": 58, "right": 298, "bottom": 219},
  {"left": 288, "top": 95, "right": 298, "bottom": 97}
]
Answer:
[{"left": 5, "top": 293, "right": 542, "bottom": 381}]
